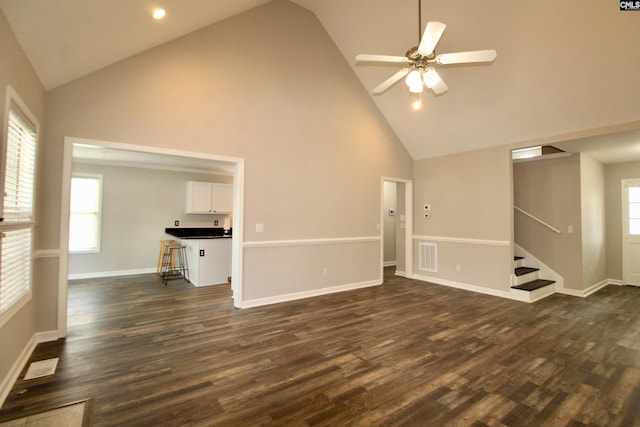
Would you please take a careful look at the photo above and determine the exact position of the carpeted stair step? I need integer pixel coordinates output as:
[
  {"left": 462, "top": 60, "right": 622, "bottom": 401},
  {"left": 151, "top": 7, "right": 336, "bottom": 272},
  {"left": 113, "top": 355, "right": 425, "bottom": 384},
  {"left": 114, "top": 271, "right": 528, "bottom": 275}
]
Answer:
[{"left": 511, "top": 279, "right": 555, "bottom": 291}]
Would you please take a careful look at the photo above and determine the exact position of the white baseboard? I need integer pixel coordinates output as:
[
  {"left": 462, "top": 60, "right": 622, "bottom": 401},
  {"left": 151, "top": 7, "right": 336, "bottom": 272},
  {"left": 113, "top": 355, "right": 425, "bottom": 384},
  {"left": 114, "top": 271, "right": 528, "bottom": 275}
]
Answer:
[
  {"left": 0, "top": 330, "right": 59, "bottom": 407},
  {"left": 412, "top": 274, "right": 514, "bottom": 301},
  {"left": 510, "top": 283, "right": 556, "bottom": 303},
  {"left": 413, "top": 273, "right": 615, "bottom": 302},
  {"left": 394, "top": 270, "right": 406, "bottom": 277},
  {"left": 68, "top": 267, "right": 156, "bottom": 280},
  {"left": 608, "top": 278, "right": 624, "bottom": 286},
  {"left": 558, "top": 279, "right": 610, "bottom": 298},
  {"left": 241, "top": 279, "right": 382, "bottom": 308},
  {"left": 383, "top": 261, "right": 396, "bottom": 267}
]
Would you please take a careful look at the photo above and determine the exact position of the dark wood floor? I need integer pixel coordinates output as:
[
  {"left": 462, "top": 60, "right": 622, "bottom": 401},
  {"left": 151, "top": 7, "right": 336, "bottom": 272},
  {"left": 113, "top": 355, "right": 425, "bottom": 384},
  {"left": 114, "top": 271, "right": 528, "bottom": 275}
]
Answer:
[{"left": 1, "top": 268, "right": 640, "bottom": 426}]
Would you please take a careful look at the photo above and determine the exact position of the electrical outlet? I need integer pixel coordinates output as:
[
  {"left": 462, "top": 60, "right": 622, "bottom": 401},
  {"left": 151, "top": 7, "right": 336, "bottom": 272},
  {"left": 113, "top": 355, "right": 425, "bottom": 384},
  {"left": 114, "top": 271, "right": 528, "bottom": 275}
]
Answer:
[
  {"left": 424, "top": 204, "right": 431, "bottom": 211},
  {"left": 322, "top": 267, "right": 328, "bottom": 276},
  {"left": 425, "top": 213, "right": 431, "bottom": 219},
  {"left": 199, "top": 250, "right": 205, "bottom": 257},
  {"left": 174, "top": 220, "right": 180, "bottom": 226},
  {"left": 214, "top": 220, "right": 219, "bottom": 226}
]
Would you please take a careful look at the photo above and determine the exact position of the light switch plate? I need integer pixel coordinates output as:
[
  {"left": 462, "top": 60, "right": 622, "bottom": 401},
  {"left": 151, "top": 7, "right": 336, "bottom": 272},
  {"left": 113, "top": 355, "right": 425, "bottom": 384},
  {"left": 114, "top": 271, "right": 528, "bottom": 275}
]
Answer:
[{"left": 256, "top": 223, "right": 264, "bottom": 233}]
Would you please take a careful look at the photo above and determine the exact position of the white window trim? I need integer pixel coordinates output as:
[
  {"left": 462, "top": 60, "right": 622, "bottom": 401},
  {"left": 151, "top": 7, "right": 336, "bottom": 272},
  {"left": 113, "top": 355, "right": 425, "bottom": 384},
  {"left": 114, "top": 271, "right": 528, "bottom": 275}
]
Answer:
[
  {"left": 69, "top": 173, "right": 103, "bottom": 254},
  {"left": 0, "top": 85, "right": 38, "bottom": 328}
]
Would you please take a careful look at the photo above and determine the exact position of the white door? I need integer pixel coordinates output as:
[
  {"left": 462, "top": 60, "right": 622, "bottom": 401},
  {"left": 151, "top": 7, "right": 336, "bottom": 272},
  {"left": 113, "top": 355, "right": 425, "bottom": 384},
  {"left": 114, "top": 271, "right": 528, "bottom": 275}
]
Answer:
[{"left": 622, "top": 179, "right": 640, "bottom": 286}]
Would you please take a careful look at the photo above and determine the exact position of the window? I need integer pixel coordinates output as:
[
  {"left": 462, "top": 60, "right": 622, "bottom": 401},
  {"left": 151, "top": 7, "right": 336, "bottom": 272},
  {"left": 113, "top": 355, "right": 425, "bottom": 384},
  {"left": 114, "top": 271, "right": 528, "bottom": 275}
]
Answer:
[
  {"left": 0, "top": 87, "right": 38, "bottom": 323},
  {"left": 69, "top": 174, "right": 102, "bottom": 253}
]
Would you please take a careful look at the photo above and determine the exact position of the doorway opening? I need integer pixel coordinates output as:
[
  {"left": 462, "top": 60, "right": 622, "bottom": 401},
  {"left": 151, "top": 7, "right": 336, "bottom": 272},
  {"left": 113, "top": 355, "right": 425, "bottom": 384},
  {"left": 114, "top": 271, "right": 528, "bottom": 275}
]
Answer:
[
  {"left": 381, "top": 177, "right": 413, "bottom": 281},
  {"left": 57, "top": 137, "right": 245, "bottom": 337}
]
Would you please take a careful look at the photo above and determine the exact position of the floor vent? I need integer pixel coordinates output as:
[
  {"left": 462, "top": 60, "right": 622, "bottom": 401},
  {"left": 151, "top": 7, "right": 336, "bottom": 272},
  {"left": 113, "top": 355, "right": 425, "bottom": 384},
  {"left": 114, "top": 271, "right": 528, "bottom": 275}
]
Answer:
[
  {"left": 24, "top": 358, "right": 59, "bottom": 380},
  {"left": 419, "top": 242, "right": 437, "bottom": 272}
]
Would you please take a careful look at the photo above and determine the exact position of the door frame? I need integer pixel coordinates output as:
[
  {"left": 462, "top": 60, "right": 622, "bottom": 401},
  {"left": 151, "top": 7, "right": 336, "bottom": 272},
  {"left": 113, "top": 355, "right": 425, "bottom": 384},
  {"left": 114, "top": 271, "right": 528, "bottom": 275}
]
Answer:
[
  {"left": 58, "top": 137, "right": 245, "bottom": 337},
  {"left": 622, "top": 178, "right": 640, "bottom": 286},
  {"left": 381, "top": 177, "right": 413, "bottom": 280}
]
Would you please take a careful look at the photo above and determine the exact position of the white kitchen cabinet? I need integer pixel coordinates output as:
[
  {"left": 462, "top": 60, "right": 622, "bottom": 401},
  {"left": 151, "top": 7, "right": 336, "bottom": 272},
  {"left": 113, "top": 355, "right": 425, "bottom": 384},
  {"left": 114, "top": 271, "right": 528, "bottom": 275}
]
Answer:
[
  {"left": 181, "top": 238, "right": 232, "bottom": 287},
  {"left": 186, "top": 181, "right": 232, "bottom": 214}
]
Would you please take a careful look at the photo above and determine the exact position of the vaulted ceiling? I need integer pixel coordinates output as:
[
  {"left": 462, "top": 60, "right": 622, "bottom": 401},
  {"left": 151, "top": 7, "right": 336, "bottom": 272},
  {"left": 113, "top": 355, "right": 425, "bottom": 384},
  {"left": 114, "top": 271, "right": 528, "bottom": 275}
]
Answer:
[{"left": 1, "top": 0, "right": 639, "bottom": 161}]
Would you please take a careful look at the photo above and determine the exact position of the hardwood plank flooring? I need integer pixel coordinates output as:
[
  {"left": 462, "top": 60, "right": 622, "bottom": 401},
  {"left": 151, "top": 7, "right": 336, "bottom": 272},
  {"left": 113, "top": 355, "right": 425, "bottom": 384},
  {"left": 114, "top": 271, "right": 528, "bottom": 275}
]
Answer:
[{"left": 1, "top": 268, "right": 640, "bottom": 426}]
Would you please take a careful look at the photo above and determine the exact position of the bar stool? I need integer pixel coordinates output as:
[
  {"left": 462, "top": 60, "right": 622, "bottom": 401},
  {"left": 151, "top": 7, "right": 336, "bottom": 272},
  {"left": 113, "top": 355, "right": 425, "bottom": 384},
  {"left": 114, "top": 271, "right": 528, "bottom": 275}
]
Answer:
[
  {"left": 160, "top": 243, "right": 190, "bottom": 285},
  {"left": 157, "top": 240, "right": 176, "bottom": 274}
]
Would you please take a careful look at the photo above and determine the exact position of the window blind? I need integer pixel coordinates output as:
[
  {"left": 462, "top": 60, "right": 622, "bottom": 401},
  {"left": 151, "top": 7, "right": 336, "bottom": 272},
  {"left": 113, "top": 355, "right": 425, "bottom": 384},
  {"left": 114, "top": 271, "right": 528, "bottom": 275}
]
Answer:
[
  {"left": 0, "top": 96, "right": 37, "bottom": 319},
  {"left": 3, "top": 106, "right": 36, "bottom": 221},
  {"left": 0, "top": 228, "right": 32, "bottom": 314}
]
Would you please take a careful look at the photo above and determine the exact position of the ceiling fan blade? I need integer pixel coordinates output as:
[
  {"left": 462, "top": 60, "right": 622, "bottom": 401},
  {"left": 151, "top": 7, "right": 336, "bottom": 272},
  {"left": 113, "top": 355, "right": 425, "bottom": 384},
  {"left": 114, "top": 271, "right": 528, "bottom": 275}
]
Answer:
[
  {"left": 417, "top": 21, "right": 446, "bottom": 55},
  {"left": 372, "top": 68, "right": 409, "bottom": 94},
  {"left": 356, "top": 54, "right": 408, "bottom": 64},
  {"left": 435, "top": 49, "right": 497, "bottom": 65}
]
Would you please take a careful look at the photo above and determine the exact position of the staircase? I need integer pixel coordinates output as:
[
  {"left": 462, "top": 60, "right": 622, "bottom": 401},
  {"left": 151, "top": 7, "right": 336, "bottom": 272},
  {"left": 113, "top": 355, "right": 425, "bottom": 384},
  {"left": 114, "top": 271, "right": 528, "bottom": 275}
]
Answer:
[{"left": 510, "top": 256, "right": 555, "bottom": 302}]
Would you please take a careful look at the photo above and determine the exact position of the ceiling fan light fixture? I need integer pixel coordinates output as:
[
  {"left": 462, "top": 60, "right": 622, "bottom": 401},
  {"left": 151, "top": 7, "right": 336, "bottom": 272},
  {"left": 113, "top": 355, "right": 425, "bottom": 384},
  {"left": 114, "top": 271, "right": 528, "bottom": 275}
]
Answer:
[
  {"left": 408, "top": 84, "right": 424, "bottom": 93},
  {"left": 354, "top": 0, "right": 496, "bottom": 102},
  {"left": 405, "top": 70, "right": 423, "bottom": 93},
  {"left": 423, "top": 68, "right": 440, "bottom": 89}
]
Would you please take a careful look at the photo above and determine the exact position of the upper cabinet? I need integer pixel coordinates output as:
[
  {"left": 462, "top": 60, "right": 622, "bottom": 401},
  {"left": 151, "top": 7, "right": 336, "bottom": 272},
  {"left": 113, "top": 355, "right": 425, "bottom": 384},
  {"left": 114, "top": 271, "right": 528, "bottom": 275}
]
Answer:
[{"left": 186, "top": 181, "right": 233, "bottom": 214}]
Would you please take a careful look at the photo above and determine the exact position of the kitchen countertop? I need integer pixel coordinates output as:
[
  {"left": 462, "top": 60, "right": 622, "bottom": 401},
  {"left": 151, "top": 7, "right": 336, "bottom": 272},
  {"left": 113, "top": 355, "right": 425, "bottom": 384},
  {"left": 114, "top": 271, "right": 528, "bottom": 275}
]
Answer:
[
  {"left": 165, "top": 227, "right": 231, "bottom": 239},
  {"left": 181, "top": 235, "right": 231, "bottom": 239}
]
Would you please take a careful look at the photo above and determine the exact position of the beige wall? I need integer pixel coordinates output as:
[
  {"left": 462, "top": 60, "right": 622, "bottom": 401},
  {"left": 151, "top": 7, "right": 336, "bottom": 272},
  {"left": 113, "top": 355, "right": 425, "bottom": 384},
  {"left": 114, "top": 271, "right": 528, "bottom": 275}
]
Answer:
[
  {"left": 37, "top": 1, "right": 412, "bottom": 317},
  {"left": 580, "top": 154, "right": 607, "bottom": 288},
  {"left": 605, "top": 161, "right": 640, "bottom": 281},
  {"left": 243, "top": 241, "right": 380, "bottom": 302},
  {"left": 0, "top": 8, "right": 46, "bottom": 394},
  {"left": 413, "top": 145, "right": 513, "bottom": 292},
  {"left": 513, "top": 155, "right": 583, "bottom": 290}
]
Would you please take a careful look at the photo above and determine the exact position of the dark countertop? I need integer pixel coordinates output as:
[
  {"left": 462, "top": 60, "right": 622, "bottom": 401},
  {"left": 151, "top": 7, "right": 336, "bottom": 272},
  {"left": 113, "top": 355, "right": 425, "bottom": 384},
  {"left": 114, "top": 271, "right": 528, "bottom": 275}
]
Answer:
[{"left": 165, "top": 227, "right": 231, "bottom": 239}]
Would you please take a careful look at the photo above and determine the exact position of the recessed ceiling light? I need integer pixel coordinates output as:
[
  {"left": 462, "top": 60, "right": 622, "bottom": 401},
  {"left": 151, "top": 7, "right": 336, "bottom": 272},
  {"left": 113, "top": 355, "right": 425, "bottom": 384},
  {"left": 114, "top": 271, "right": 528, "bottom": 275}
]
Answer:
[{"left": 152, "top": 8, "right": 166, "bottom": 20}]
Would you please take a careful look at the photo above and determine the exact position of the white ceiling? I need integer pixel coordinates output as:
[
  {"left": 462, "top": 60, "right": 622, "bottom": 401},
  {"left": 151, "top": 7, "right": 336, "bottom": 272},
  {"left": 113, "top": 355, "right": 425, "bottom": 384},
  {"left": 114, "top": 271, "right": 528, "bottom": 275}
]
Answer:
[
  {"left": 72, "top": 144, "right": 235, "bottom": 175},
  {"left": 1, "top": 0, "right": 639, "bottom": 164},
  {"left": 0, "top": 0, "right": 279, "bottom": 89},
  {"left": 554, "top": 129, "right": 640, "bottom": 165}
]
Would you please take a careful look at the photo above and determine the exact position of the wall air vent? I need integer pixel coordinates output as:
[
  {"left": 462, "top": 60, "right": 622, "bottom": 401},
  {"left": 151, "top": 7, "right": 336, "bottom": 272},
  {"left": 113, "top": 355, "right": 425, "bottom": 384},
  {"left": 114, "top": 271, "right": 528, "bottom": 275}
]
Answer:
[{"left": 419, "top": 242, "right": 437, "bottom": 272}]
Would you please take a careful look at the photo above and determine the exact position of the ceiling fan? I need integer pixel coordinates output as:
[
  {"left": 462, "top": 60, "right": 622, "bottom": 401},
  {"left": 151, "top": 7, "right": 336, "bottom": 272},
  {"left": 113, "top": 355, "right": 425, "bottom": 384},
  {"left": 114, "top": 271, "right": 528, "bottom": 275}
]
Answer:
[{"left": 355, "top": 0, "right": 496, "bottom": 107}]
